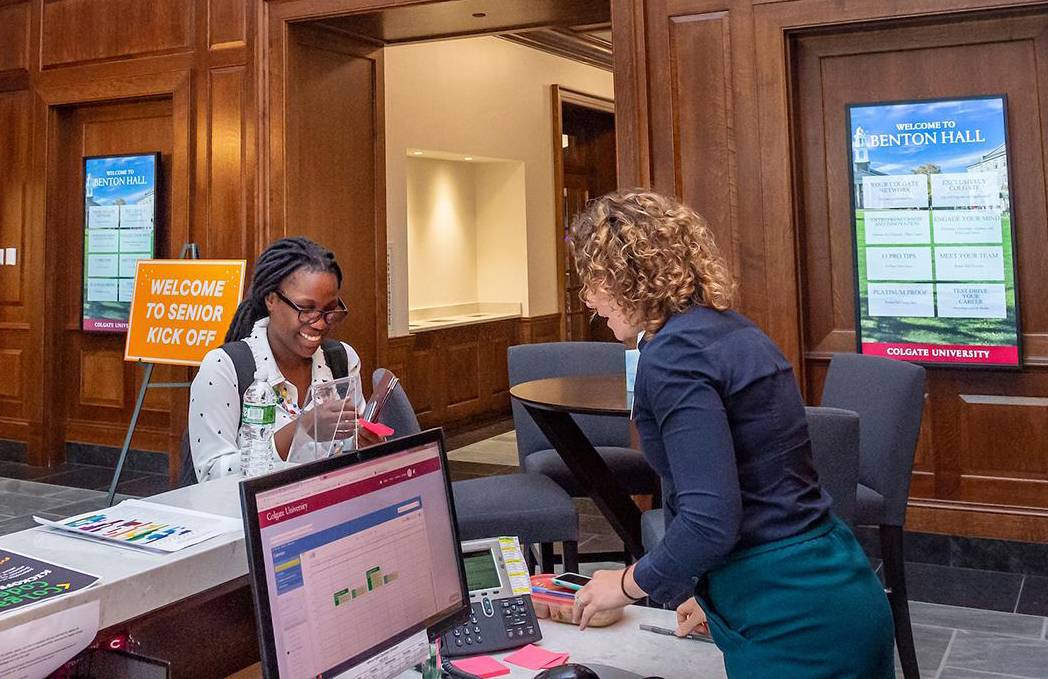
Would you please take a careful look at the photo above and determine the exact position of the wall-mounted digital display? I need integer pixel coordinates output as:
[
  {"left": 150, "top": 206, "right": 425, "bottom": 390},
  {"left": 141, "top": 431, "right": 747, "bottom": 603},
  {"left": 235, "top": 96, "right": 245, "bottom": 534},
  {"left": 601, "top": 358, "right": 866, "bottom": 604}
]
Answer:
[
  {"left": 82, "top": 153, "right": 159, "bottom": 333},
  {"left": 847, "top": 96, "right": 1021, "bottom": 367}
]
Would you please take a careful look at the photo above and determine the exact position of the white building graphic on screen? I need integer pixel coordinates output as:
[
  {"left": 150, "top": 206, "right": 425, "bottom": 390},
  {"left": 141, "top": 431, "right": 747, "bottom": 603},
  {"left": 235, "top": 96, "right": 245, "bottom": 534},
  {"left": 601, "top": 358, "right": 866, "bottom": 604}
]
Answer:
[
  {"left": 852, "top": 126, "right": 885, "bottom": 209},
  {"left": 966, "top": 143, "right": 1008, "bottom": 209},
  {"left": 137, "top": 188, "right": 155, "bottom": 213}
]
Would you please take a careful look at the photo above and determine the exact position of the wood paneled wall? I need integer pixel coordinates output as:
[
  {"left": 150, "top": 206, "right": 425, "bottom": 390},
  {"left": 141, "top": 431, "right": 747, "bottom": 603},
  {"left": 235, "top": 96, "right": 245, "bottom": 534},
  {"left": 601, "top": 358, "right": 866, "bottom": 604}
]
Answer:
[
  {"left": 7, "top": 0, "right": 1047, "bottom": 542},
  {"left": 613, "top": 0, "right": 1048, "bottom": 541},
  {"left": 384, "top": 314, "right": 562, "bottom": 431},
  {"left": 0, "top": 0, "right": 257, "bottom": 467}
]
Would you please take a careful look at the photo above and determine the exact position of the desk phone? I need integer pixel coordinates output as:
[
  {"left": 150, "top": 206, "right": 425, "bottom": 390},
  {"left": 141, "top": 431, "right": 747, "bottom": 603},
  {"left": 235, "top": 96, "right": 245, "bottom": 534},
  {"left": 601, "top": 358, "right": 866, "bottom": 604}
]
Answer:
[{"left": 441, "top": 537, "right": 541, "bottom": 657}]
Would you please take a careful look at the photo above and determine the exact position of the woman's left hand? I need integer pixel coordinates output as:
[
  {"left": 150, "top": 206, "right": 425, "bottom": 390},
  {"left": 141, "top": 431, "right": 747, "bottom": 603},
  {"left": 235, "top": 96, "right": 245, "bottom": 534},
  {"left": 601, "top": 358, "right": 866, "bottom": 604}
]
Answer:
[{"left": 572, "top": 569, "right": 634, "bottom": 630}]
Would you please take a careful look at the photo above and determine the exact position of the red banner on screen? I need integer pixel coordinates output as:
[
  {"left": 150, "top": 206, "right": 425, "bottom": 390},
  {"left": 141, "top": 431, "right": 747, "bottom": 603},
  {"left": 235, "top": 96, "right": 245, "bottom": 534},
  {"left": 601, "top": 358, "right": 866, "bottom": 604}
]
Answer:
[
  {"left": 258, "top": 456, "right": 441, "bottom": 528},
  {"left": 85, "top": 319, "right": 129, "bottom": 332},
  {"left": 863, "top": 341, "right": 1019, "bottom": 365}
]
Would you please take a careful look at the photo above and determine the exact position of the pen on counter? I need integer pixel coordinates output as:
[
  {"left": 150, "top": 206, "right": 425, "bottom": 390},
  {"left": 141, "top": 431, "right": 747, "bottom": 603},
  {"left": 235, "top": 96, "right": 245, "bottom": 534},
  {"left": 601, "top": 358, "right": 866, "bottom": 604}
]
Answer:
[
  {"left": 639, "top": 624, "right": 715, "bottom": 644},
  {"left": 530, "top": 585, "right": 575, "bottom": 599}
]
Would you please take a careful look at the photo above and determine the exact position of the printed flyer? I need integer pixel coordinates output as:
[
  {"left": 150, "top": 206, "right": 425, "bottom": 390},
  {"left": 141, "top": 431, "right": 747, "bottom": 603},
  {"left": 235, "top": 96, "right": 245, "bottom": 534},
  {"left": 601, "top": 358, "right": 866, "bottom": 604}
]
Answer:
[
  {"left": 82, "top": 153, "right": 159, "bottom": 333},
  {"left": 0, "top": 550, "right": 98, "bottom": 615},
  {"left": 848, "top": 96, "right": 1020, "bottom": 367}
]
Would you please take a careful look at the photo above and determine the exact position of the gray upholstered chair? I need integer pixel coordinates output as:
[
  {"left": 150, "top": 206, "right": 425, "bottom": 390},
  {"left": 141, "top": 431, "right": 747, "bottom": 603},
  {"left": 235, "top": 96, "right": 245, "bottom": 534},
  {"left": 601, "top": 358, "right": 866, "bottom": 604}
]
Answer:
[
  {"left": 373, "top": 370, "right": 579, "bottom": 574},
  {"left": 821, "top": 352, "right": 925, "bottom": 679},
  {"left": 507, "top": 342, "right": 658, "bottom": 496},
  {"left": 640, "top": 405, "right": 863, "bottom": 550},
  {"left": 804, "top": 406, "right": 861, "bottom": 525}
]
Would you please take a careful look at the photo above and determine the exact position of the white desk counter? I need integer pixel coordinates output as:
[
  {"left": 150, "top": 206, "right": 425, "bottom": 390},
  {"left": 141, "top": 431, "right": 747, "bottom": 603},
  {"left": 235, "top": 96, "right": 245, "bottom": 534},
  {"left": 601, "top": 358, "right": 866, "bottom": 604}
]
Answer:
[
  {"left": 227, "top": 606, "right": 727, "bottom": 679},
  {"left": 0, "top": 478, "right": 728, "bottom": 678},
  {"left": 0, "top": 476, "right": 247, "bottom": 633},
  {"left": 451, "top": 605, "right": 726, "bottom": 678}
]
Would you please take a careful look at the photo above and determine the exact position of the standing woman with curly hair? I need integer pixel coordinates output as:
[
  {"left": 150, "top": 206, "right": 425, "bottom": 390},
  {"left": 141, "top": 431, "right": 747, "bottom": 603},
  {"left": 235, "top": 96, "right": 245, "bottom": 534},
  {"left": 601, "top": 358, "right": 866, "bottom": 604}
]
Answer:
[{"left": 568, "top": 190, "right": 894, "bottom": 678}]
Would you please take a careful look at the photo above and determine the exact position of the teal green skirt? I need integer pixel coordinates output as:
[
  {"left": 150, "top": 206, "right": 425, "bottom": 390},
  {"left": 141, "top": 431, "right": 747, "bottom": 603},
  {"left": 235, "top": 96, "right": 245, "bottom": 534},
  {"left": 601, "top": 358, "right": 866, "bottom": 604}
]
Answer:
[{"left": 695, "top": 515, "right": 895, "bottom": 679}]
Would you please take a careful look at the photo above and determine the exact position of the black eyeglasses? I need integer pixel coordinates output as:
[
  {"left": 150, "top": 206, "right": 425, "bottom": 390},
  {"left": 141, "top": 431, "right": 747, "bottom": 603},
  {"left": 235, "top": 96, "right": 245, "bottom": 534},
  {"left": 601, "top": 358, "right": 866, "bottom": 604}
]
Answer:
[{"left": 274, "top": 290, "right": 349, "bottom": 326}]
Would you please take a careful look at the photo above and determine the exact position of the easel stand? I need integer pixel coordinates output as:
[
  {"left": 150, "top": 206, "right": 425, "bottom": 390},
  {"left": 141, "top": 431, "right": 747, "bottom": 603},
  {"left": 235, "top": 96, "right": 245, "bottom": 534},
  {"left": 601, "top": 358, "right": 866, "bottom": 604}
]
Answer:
[{"left": 106, "top": 243, "right": 200, "bottom": 507}]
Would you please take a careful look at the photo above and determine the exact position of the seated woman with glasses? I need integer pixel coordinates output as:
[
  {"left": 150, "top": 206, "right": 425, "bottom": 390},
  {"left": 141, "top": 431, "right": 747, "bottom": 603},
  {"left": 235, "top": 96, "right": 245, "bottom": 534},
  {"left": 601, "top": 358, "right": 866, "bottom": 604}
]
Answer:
[{"left": 189, "top": 237, "right": 380, "bottom": 481}]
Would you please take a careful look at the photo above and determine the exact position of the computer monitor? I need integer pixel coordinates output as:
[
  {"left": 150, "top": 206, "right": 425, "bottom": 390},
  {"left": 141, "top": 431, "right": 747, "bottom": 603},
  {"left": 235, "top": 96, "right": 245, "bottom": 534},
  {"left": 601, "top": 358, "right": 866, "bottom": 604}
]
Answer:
[{"left": 241, "top": 428, "right": 469, "bottom": 679}]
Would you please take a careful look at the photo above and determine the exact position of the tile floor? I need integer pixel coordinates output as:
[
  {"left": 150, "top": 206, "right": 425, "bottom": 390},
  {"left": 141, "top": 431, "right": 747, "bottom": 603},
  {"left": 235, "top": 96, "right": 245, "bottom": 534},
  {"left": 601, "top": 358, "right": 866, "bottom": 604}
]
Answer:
[{"left": 1, "top": 426, "right": 1046, "bottom": 677}]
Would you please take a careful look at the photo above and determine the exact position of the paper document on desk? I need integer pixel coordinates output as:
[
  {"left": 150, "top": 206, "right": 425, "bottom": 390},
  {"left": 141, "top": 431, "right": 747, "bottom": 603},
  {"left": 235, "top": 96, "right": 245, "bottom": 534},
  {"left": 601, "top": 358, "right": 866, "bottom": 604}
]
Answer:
[
  {"left": 34, "top": 499, "right": 241, "bottom": 553},
  {"left": 0, "top": 599, "right": 99, "bottom": 679}
]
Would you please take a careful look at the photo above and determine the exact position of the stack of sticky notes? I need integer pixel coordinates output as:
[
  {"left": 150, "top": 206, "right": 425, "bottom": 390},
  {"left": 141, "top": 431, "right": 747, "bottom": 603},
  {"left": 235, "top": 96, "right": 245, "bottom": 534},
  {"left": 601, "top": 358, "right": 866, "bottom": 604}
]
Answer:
[
  {"left": 504, "top": 644, "right": 571, "bottom": 670},
  {"left": 451, "top": 656, "right": 511, "bottom": 678}
]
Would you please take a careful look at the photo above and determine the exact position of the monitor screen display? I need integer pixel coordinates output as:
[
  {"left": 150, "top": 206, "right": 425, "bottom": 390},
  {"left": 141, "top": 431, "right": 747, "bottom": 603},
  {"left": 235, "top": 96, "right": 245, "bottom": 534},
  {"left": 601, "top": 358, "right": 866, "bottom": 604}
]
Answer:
[
  {"left": 82, "top": 153, "right": 159, "bottom": 333},
  {"left": 462, "top": 549, "right": 502, "bottom": 593},
  {"left": 248, "top": 435, "right": 465, "bottom": 678},
  {"left": 846, "top": 96, "right": 1021, "bottom": 367}
]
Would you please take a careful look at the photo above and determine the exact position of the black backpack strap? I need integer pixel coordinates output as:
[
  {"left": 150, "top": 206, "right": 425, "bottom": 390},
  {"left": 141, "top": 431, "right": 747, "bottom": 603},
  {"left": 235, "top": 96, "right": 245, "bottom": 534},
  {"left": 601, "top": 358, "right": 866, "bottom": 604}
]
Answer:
[
  {"left": 220, "top": 340, "right": 257, "bottom": 400},
  {"left": 181, "top": 340, "right": 255, "bottom": 488},
  {"left": 321, "top": 340, "right": 349, "bottom": 379}
]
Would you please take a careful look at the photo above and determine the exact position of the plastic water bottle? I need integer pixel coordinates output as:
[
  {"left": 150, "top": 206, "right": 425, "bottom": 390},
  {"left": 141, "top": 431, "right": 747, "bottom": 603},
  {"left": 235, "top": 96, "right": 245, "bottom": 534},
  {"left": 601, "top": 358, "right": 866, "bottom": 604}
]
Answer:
[{"left": 240, "top": 370, "right": 276, "bottom": 477}]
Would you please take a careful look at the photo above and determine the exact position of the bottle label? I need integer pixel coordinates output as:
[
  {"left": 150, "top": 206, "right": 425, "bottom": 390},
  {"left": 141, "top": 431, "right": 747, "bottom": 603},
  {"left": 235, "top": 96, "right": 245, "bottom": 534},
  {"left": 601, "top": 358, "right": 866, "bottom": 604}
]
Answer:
[{"left": 242, "top": 404, "right": 276, "bottom": 426}]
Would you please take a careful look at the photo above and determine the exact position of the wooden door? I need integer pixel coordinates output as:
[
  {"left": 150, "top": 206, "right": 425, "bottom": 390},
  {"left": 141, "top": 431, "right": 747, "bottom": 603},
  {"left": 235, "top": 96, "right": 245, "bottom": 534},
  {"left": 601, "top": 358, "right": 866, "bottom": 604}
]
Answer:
[
  {"left": 50, "top": 99, "right": 176, "bottom": 458},
  {"left": 554, "top": 87, "right": 618, "bottom": 343},
  {"left": 793, "top": 12, "right": 1048, "bottom": 534},
  {"left": 563, "top": 174, "right": 592, "bottom": 341},
  {"left": 281, "top": 24, "right": 385, "bottom": 382}
]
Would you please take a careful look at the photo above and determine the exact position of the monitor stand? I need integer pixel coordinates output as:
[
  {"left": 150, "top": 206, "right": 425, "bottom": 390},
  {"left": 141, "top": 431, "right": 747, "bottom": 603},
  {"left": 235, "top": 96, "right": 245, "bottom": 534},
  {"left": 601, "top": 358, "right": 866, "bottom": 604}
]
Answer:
[{"left": 333, "top": 631, "right": 429, "bottom": 678}]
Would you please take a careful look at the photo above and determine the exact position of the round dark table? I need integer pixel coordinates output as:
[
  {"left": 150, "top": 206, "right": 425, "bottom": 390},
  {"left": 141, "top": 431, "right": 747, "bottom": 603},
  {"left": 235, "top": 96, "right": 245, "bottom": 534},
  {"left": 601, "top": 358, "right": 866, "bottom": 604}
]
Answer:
[
  {"left": 510, "top": 375, "right": 645, "bottom": 558},
  {"left": 509, "top": 375, "right": 632, "bottom": 416}
]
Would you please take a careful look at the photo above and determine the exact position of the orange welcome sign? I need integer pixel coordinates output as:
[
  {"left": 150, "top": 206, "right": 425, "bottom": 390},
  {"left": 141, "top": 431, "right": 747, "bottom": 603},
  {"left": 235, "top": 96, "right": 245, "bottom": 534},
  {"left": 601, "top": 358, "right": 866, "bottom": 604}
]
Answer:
[{"left": 124, "top": 260, "right": 246, "bottom": 366}]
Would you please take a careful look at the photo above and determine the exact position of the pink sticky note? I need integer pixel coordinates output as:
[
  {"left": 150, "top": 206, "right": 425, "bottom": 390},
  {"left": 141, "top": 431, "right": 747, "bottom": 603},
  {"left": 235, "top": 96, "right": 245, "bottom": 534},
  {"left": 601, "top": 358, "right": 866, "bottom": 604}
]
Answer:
[
  {"left": 451, "top": 656, "right": 510, "bottom": 678},
  {"left": 358, "top": 419, "right": 394, "bottom": 437},
  {"left": 544, "top": 653, "right": 570, "bottom": 668},
  {"left": 503, "top": 644, "right": 569, "bottom": 670}
]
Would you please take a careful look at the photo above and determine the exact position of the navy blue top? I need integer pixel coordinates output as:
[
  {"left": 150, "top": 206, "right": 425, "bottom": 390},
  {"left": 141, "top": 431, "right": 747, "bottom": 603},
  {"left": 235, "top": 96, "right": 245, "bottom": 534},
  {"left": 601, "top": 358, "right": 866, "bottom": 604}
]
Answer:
[{"left": 630, "top": 306, "right": 830, "bottom": 604}]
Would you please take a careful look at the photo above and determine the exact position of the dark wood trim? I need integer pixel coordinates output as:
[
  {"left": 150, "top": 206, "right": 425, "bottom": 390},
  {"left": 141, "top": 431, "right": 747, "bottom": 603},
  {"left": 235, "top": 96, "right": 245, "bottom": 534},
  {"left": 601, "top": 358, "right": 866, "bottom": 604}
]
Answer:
[
  {"left": 908, "top": 499, "right": 1048, "bottom": 543},
  {"left": 500, "top": 28, "right": 613, "bottom": 71},
  {"left": 612, "top": 0, "right": 650, "bottom": 188},
  {"left": 552, "top": 85, "right": 567, "bottom": 341},
  {"left": 0, "top": 70, "right": 29, "bottom": 92},
  {"left": 519, "top": 313, "right": 562, "bottom": 345},
  {"left": 301, "top": 1, "right": 610, "bottom": 45},
  {"left": 560, "top": 87, "right": 615, "bottom": 113},
  {"left": 63, "top": 420, "right": 171, "bottom": 454}
]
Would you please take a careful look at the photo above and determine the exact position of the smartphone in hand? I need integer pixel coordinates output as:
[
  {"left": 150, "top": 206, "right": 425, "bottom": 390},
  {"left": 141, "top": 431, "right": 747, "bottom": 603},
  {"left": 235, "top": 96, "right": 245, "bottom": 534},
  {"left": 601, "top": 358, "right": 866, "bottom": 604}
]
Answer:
[
  {"left": 551, "top": 572, "right": 592, "bottom": 591},
  {"left": 363, "top": 369, "right": 400, "bottom": 423}
]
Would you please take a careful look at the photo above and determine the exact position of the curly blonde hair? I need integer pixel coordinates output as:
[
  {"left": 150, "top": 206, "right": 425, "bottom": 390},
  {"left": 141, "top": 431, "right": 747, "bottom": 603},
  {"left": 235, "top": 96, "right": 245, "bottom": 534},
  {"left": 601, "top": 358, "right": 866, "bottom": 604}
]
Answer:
[{"left": 569, "top": 189, "right": 736, "bottom": 334}]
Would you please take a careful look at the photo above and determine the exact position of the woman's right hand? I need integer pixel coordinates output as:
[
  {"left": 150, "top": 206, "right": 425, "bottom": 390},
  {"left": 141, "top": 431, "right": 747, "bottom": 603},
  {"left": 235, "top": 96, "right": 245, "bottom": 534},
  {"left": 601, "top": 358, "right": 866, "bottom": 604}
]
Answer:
[
  {"left": 307, "top": 400, "right": 357, "bottom": 441},
  {"left": 675, "top": 597, "right": 709, "bottom": 637}
]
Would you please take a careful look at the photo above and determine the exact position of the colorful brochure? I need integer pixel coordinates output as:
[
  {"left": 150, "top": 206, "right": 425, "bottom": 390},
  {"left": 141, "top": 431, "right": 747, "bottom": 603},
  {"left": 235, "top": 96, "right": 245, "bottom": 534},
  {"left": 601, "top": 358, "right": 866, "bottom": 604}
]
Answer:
[{"left": 34, "top": 499, "right": 241, "bottom": 553}]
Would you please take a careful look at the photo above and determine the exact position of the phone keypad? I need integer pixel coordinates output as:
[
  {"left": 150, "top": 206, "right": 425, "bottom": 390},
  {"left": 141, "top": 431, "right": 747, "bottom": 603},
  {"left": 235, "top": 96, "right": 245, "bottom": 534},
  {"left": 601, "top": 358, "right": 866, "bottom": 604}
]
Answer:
[
  {"left": 452, "top": 611, "right": 484, "bottom": 648},
  {"left": 501, "top": 598, "right": 535, "bottom": 639},
  {"left": 443, "top": 597, "right": 541, "bottom": 656}
]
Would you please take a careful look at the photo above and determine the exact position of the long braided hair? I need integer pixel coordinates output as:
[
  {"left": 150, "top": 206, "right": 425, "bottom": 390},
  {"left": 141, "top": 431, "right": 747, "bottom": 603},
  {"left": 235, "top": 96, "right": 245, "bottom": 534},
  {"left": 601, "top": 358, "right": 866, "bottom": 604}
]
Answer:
[{"left": 225, "top": 237, "right": 343, "bottom": 342}]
